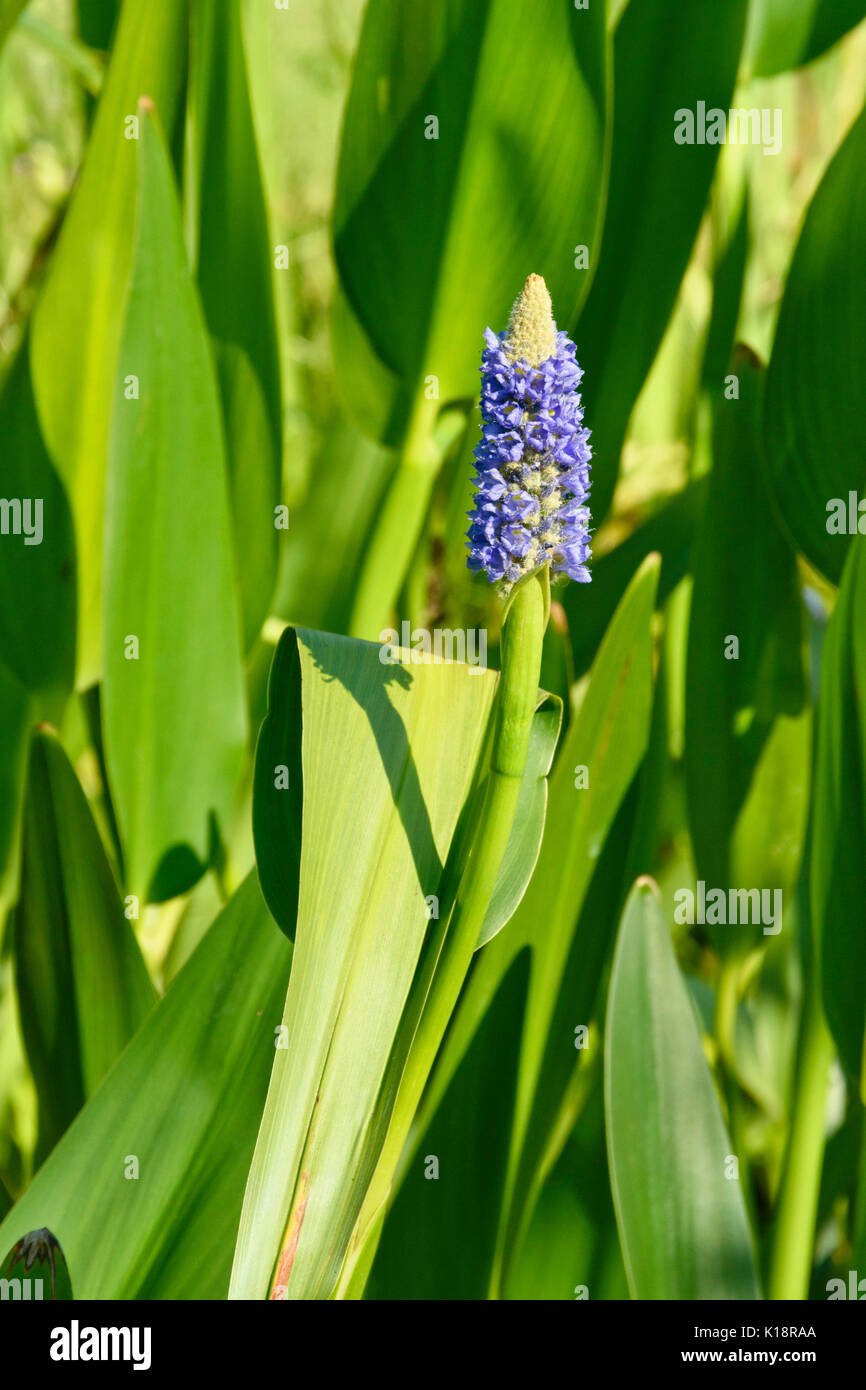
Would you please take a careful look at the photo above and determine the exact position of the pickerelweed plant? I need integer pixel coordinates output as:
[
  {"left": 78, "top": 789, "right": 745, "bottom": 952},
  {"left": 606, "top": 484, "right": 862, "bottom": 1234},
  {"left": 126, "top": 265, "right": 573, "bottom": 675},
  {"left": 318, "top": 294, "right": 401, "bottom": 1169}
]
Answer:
[
  {"left": 228, "top": 275, "right": 594, "bottom": 1302},
  {"left": 330, "top": 276, "right": 593, "bottom": 1296}
]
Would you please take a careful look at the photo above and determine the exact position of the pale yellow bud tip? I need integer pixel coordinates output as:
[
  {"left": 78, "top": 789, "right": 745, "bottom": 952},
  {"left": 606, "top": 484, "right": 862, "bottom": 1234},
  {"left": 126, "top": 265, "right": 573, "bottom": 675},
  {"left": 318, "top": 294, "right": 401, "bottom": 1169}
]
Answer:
[{"left": 504, "top": 273, "right": 557, "bottom": 367}]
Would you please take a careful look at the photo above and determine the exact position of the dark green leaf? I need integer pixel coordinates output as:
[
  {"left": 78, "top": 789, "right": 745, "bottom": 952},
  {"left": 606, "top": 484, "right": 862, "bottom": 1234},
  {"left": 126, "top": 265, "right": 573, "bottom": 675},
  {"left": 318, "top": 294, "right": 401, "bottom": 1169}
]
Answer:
[
  {"left": 13, "top": 729, "right": 156, "bottom": 1162},
  {"left": 102, "top": 102, "right": 247, "bottom": 902},
  {"left": 0, "top": 344, "right": 76, "bottom": 722},
  {"left": 0, "top": 873, "right": 291, "bottom": 1298},
  {"left": 605, "top": 878, "right": 761, "bottom": 1299},
  {"left": 763, "top": 104, "right": 866, "bottom": 583},
  {"left": 29, "top": 0, "right": 188, "bottom": 685},
  {"left": 811, "top": 535, "right": 866, "bottom": 1080},
  {"left": 189, "top": 0, "right": 281, "bottom": 644},
  {"left": 575, "top": 0, "right": 749, "bottom": 522},
  {"left": 686, "top": 356, "right": 808, "bottom": 917}
]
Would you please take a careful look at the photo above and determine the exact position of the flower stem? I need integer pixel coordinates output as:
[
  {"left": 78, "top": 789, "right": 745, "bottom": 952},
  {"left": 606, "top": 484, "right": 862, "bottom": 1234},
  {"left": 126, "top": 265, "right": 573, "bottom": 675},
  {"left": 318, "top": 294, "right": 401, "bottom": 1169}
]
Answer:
[
  {"left": 767, "top": 961, "right": 834, "bottom": 1299},
  {"left": 337, "top": 566, "right": 549, "bottom": 1294}
]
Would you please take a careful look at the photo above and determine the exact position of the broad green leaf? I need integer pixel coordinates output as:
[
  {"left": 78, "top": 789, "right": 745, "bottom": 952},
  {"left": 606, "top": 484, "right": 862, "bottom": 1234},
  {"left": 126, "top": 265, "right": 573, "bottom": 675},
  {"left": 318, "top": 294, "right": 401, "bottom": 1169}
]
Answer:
[
  {"left": 335, "top": 0, "right": 609, "bottom": 633},
  {"left": 0, "top": 343, "right": 76, "bottom": 722},
  {"left": 188, "top": 0, "right": 281, "bottom": 645},
  {"left": 605, "top": 878, "right": 761, "bottom": 1299},
  {"left": 811, "top": 535, "right": 866, "bottom": 1081},
  {"left": 575, "top": 0, "right": 749, "bottom": 522},
  {"left": 349, "top": 555, "right": 660, "bottom": 1294},
  {"left": 746, "top": 0, "right": 866, "bottom": 77},
  {"left": 0, "top": 1227, "right": 73, "bottom": 1299},
  {"left": 102, "top": 103, "right": 247, "bottom": 903},
  {"left": 29, "top": 0, "right": 188, "bottom": 686},
  {"left": 232, "top": 628, "right": 502, "bottom": 1300},
  {"left": 13, "top": 729, "right": 156, "bottom": 1163},
  {"left": 188, "top": 0, "right": 281, "bottom": 447},
  {"left": 254, "top": 631, "right": 560, "bottom": 948},
  {"left": 730, "top": 705, "right": 812, "bottom": 901},
  {"left": 745, "top": 0, "right": 823, "bottom": 76},
  {"left": 686, "top": 358, "right": 807, "bottom": 916},
  {"left": 0, "top": 873, "right": 292, "bottom": 1299},
  {"left": 763, "top": 104, "right": 866, "bottom": 583},
  {"left": 334, "top": 0, "right": 607, "bottom": 432}
]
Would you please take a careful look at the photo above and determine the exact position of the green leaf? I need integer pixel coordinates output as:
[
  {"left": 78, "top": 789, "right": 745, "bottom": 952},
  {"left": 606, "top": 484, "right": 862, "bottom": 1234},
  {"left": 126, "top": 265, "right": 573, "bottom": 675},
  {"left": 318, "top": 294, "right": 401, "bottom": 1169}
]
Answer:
[
  {"left": 746, "top": 0, "right": 866, "bottom": 77},
  {"left": 75, "top": 0, "right": 119, "bottom": 52},
  {"left": 335, "top": 0, "right": 607, "bottom": 433},
  {"left": 0, "top": 1228, "right": 73, "bottom": 1300},
  {"left": 803, "top": 1, "right": 866, "bottom": 64},
  {"left": 745, "top": 0, "right": 822, "bottom": 75},
  {"left": 0, "top": 873, "right": 291, "bottom": 1299},
  {"left": 214, "top": 341, "right": 279, "bottom": 650},
  {"left": 188, "top": 0, "right": 281, "bottom": 644},
  {"left": 251, "top": 628, "right": 304, "bottom": 940},
  {"left": 336, "top": 0, "right": 609, "bottom": 632},
  {"left": 102, "top": 102, "right": 247, "bottom": 903},
  {"left": 232, "top": 627, "right": 502, "bottom": 1299},
  {"left": 0, "top": 344, "right": 76, "bottom": 723},
  {"left": 29, "top": 0, "right": 188, "bottom": 686},
  {"left": 13, "top": 729, "right": 156, "bottom": 1163},
  {"left": 605, "top": 878, "right": 761, "bottom": 1299},
  {"left": 575, "top": 0, "right": 749, "bottom": 522},
  {"left": 811, "top": 535, "right": 866, "bottom": 1081},
  {"left": 188, "top": 0, "right": 281, "bottom": 447},
  {"left": 686, "top": 359, "right": 808, "bottom": 921},
  {"left": 763, "top": 104, "right": 866, "bottom": 584}
]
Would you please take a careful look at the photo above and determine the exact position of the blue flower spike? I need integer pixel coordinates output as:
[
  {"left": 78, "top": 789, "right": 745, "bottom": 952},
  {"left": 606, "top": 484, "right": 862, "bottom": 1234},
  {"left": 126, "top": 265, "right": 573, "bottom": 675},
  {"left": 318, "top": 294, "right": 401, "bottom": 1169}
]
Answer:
[{"left": 467, "top": 273, "right": 592, "bottom": 595}]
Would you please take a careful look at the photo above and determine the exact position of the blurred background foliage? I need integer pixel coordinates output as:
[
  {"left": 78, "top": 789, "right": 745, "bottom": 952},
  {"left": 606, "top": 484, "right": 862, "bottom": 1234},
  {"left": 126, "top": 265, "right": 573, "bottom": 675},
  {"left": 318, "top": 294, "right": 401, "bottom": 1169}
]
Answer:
[{"left": 1, "top": 0, "right": 865, "bottom": 1298}]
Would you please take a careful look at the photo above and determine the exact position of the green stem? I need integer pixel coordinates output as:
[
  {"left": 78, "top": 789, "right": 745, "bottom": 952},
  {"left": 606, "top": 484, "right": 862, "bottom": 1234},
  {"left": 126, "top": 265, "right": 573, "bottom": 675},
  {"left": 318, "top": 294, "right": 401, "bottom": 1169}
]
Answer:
[
  {"left": 337, "top": 567, "right": 549, "bottom": 1294},
  {"left": 767, "top": 962, "right": 834, "bottom": 1299},
  {"left": 349, "top": 393, "right": 440, "bottom": 640},
  {"left": 714, "top": 955, "right": 742, "bottom": 1073}
]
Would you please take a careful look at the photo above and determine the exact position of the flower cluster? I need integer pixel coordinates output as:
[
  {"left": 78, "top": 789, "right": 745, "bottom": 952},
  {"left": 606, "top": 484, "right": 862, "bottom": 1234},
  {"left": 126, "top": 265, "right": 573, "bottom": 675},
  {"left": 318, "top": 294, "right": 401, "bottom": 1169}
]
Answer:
[{"left": 467, "top": 274, "right": 592, "bottom": 594}]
